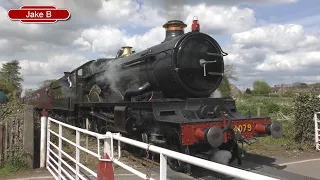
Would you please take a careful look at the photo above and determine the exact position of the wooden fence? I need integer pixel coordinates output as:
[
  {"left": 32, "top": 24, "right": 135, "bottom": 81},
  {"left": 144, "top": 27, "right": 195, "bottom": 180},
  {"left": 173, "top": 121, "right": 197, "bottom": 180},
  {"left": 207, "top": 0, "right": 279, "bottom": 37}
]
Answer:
[
  {"left": 0, "top": 119, "right": 23, "bottom": 164},
  {"left": 0, "top": 105, "right": 35, "bottom": 167}
]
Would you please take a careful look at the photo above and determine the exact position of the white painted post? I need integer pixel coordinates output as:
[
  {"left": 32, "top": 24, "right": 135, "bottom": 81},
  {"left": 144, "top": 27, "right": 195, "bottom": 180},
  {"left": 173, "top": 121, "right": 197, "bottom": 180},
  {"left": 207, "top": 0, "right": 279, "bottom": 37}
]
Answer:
[
  {"left": 104, "top": 132, "right": 113, "bottom": 159},
  {"left": 46, "top": 118, "right": 51, "bottom": 169},
  {"left": 314, "top": 112, "right": 319, "bottom": 150},
  {"left": 86, "top": 118, "right": 88, "bottom": 163},
  {"left": 40, "top": 116, "right": 48, "bottom": 168},
  {"left": 58, "top": 124, "right": 62, "bottom": 179},
  {"left": 159, "top": 153, "right": 167, "bottom": 180},
  {"left": 76, "top": 130, "right": 80, "bottom": 180}
]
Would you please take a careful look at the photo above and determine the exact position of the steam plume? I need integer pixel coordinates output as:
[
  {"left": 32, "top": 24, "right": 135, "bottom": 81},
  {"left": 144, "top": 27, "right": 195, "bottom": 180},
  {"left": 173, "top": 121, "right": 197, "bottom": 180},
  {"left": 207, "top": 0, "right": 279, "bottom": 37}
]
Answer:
[
  {"left": 163, "top": 0, "right": 185, "bottom": 21},
  {"left": 209, "top": 148, "right": 232, "bottom": 165},
  {"left": 210, "top": 90, "right": 222, "bottom": 98},
  {"left": 88, "top": 58, "right": 141, "bottom": 99}
]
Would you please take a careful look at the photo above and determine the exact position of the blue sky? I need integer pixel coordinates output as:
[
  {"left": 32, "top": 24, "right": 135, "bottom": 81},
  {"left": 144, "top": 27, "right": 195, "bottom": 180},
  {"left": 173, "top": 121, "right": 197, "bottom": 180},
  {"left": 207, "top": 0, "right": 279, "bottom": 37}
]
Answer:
[{"left": 252, "top": 0, "right": 319, "bottom": 25}]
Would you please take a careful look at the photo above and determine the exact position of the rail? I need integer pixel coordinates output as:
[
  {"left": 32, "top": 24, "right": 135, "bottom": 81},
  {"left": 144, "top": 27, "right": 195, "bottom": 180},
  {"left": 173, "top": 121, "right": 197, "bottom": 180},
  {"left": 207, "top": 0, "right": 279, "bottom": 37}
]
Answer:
[
  {"left": 46, "top": 117, "right": 121, "bottom": 180},
  {"left": 44, "top": 116, "right": 279, "bottom": 180},
  {"left": 105, "top": 132, "right": 279, "bottom": 180},
  {"left": 314, "top": 112, "right": 320, "bottom": 151}
]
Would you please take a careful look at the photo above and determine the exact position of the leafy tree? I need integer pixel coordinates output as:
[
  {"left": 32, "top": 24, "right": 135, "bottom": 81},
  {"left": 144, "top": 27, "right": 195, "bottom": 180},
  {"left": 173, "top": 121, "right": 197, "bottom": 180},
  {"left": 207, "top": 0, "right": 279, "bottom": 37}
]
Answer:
[
  {"left": 218, "top": 76, "right": 231, "bottom": 97},
  {"left": 0, "top": 60, "right": 23, "bottom": 90},
  {"left": 214, "top": 64, "right": 238, "bottom": 98},
  {"left": 245, "top": 88, "right": 252, "bottom": 94},
  {"left": 224, "top": 64, "right": 238, "bottom": 81},
  {"left": 252, "top": 80, "right": 271, "bottom": 95},
  {"left": 38, "top": 79, "right": 56, "bottom": 89},
  {"left": 0, "top": 79, "right": 15, "bottom": 94},
  {"left": 24, "top": 88, "right": 34, "bottom": 96},
  {"left": 297, "top": 83, "right": 308, "bottom": 88}
]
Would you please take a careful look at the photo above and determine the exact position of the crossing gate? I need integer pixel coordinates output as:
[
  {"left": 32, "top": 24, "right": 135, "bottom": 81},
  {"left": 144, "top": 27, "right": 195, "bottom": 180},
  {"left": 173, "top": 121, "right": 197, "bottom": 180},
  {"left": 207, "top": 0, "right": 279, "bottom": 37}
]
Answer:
[
  {"left": 41, "top": 116, "right": 279, "bottom": 180},
  {"left": 315, "top": 112, "right": 320, "bottom": 151}
]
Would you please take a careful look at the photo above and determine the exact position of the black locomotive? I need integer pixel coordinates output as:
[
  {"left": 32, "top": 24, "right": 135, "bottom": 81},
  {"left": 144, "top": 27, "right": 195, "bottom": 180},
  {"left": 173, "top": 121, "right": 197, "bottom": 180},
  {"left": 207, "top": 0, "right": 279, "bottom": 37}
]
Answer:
[{"left": 23, "top": 18, "right": 282, "bottom": 173}]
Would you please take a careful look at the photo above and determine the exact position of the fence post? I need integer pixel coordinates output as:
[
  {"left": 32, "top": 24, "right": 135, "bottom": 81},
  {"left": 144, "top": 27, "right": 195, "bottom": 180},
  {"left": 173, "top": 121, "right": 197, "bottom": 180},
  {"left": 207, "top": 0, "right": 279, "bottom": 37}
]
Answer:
[
  {"left": 46, "top": 118, "right": 51, "bottom": 170},
  {"left": 8, "top": 121, "right": 13, "bottom": 159},
  {"left": 86, "top": 118, "right": 89, "bottom": 163},
  {"left": 0, "top": 123, "right": 3, "bottom": 163},
  {"left": 97, "top": 131, "right": 114, "bottom": 180},
  {"left": 40, "top": 110, "right": 48, "bottom": 168},
  {"left": 4, "top": 121, "right": 7, "bottom": 161},
  {"left": 104, "top": 132, "right": 112, "bottom": 158},
  {"left": 76, "top": 130, "right": 80, "bottom": 180},
  {"left": 159, "top": 153, "right": 167, "bottom": 180},
  {"left": 23, "top": 105, "right": 34, "bottom": 168},
  {"left": 58, "top": 124, "right": 62, "bottom": 179}
]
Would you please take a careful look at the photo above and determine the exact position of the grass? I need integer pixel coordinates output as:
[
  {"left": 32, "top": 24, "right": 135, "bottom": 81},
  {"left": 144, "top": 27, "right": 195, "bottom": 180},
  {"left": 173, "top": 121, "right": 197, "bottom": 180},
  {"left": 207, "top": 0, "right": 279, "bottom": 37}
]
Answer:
[
  {"left": 48, "top": 123, "right": 118, "bottom": 175},
  {"left": 238, "top": 94, "right": 294, "bottom": 105},
  {"left": 0, "top": 157, "right": 29, "bottom": 177},
  {"left": 235, "top": 95, "right": 318, "bottom": 158}
]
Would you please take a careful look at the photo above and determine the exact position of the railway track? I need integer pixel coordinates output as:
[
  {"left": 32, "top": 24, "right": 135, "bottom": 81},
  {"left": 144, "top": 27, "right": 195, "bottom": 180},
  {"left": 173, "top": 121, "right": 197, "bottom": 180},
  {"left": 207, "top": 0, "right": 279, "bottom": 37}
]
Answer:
[{"left": 122, "top": 150, "right": 160, "bottom": 167}]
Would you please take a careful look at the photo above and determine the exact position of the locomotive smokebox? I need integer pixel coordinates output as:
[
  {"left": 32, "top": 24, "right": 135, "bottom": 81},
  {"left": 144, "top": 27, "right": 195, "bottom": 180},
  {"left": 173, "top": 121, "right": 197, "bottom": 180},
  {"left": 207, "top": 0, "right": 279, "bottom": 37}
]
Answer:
[{"left": 162, "top": 20, "right": 187, "bottom": 42}]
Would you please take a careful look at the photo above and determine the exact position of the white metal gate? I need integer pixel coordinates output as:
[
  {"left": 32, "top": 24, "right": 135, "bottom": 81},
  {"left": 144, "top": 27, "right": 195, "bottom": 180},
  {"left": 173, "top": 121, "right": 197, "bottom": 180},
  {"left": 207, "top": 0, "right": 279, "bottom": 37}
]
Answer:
[
  {"left": 314, "top": 112, "right": 320, "bottom": 151},
  {"left": 42, "top": 116, "right": 279, "bottom": 180}
]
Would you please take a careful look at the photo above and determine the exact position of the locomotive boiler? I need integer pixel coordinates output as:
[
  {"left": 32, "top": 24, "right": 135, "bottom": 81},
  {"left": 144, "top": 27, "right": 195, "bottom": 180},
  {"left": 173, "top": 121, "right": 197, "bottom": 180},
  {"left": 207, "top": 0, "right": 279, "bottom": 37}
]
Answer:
[{"left": 22, "top": 18, "right": 282, "bottom": 173}]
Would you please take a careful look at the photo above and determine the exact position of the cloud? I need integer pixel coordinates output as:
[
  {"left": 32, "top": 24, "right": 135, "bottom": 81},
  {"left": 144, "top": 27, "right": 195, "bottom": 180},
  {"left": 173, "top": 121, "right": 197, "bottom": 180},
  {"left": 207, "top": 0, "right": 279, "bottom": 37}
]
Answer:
[
  {"left": 75, "top": 4, "right": 257, "bottom": 56},
  {"left": 184, "top": 5, "right": 255, "bottom": 34},
  {"left": 18, "top": 54, "right": 88, "bottom": 88},
  {"left": 141, "top": 0, "right": 297, "bottom": 8},
  {"left": 74, "top": 26, "right": 165, "bottom": 56},
  {"left": 226, "top": 23, "right": 320, "bottom": 87},
  {"left": 0, "top": 0, "right": 311, "bottom": 91}
]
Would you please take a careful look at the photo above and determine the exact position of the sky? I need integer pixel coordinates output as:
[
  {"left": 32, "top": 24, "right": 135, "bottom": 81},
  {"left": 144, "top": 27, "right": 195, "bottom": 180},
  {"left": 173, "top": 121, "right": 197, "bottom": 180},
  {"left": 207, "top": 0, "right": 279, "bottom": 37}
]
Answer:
[{"left": 0, "top": 0, "right": 319, "bottom": 92}]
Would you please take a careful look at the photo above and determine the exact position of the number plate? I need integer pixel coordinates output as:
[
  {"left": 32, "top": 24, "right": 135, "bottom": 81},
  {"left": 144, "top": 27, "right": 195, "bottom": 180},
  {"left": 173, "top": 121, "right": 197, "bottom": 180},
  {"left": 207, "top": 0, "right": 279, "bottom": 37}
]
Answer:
[{"left": 233, "top": 124, "right": 253, "bottom": 132}]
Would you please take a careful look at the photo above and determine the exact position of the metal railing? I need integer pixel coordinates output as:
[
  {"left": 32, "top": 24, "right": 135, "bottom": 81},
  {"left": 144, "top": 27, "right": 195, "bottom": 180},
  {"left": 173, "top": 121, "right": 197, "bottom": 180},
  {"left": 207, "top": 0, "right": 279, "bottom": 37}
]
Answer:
[
  {"left": 45, "top": 117, "right": 120, "bottom": 180},
  {"left": 44, "top": 116, "right": 279, "bottom": 180},
  {"left": 104, "top": 132, "right": 279, "bottom": 180}
]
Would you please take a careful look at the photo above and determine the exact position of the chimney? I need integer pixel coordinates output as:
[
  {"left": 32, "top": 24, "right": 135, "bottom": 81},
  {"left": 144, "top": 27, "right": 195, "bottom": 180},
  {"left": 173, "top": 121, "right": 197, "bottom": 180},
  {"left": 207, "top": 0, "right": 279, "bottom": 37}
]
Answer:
[
  {"left": 162, "top": 20, "right": 187, "bottom": 42},
  {"left": 120, "top": 46, "right": 133, "bottom": 57}
]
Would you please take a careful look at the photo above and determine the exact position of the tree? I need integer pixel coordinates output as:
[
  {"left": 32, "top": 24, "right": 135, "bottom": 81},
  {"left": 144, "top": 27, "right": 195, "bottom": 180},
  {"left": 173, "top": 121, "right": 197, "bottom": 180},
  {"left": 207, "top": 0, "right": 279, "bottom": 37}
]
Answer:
[
  {"left": 218, "top": 76, "right": 232, "bottom": 97},
  {"left": 24, "top": 89, "right": 34, "bottom": 96},
  {"left": 297, "top": 83, "right": 308, "bottom": 88},
  {"left": 245, "top": 88, "right": 252, "bottom": 94},
  {"left": 224, "top": 64, "right": 238, "bottom": 81},
  {"left": 252, "top": 80, "right": 271, "bottom": 95},
  {"left": 0, "top": 60, "right": 23, "bottom": 90},
  {"left": 38, "top": 79, "right": 56, "bottom": 89},
  {"left": 0, "top": 79, "right": 15, "bottom": 94},
  {"left": 214, "top": 63, "right": 238, "bottom": 98}
]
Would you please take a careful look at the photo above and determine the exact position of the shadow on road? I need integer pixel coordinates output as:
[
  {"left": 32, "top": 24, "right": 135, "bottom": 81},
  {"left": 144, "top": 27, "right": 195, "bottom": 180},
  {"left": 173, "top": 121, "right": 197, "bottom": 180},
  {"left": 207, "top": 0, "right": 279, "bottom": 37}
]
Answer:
[{"left": 188, "top": 153, "right": 288, "bottom": 180}]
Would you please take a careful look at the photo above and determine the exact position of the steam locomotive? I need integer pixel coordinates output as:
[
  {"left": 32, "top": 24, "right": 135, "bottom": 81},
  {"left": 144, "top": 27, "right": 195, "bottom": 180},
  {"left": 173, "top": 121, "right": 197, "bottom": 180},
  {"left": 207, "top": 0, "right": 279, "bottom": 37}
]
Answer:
[{"left": 22, "top": 18, "right": 282, "bottom": 172}]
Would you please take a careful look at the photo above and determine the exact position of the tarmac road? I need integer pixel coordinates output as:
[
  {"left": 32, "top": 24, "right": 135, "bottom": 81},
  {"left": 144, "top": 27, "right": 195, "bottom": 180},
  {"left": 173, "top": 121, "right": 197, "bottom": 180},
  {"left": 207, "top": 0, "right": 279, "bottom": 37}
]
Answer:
[
  {"left": 3, "top": 153, "right": 320, "bottom": 180},
  {"left": 190, "top": 153, "right": 320, "bottom": 180}
]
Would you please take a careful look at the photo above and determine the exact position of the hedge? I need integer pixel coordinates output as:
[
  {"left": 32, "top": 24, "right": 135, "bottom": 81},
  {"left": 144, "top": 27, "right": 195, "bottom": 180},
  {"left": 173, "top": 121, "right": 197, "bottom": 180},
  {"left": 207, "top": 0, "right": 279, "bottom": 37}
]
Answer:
[{"left": 293, "top": 93, "right": 320, "bottom": 143}]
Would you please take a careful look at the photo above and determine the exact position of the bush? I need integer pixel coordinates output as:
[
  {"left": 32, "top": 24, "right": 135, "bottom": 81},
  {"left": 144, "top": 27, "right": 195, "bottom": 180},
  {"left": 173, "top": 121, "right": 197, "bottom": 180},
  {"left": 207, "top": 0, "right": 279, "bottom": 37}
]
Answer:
[
  {"left": 0, "top": 98, "right": 23, "bottom": 122},
  {"left": 0, "top": 156, "right": 28, "bottom": 177},
  {"left": 0, "top": 99, "right": 29, "bottom": 176},
  {"left": 236, "top": 97, "right": 293, "bottom": 117},
  {"left": 293, "top": 93, "right": 320, "bottom": 143}
]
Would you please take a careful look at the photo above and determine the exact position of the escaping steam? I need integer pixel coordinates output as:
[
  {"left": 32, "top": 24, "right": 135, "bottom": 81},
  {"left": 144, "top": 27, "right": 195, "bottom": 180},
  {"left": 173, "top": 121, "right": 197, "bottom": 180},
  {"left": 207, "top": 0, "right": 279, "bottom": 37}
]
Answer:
[
  {"left": 88, "top": 58, "right": 141, "bottom": 99},
  {"left": 209, "top": 148, "right": 232, "bottom": 165},
  {"left": 163, "top": 0, "right": 185, "bottom": 21},
  {"left": 210, "top": 90, "right": 222, "bottom": 98}
]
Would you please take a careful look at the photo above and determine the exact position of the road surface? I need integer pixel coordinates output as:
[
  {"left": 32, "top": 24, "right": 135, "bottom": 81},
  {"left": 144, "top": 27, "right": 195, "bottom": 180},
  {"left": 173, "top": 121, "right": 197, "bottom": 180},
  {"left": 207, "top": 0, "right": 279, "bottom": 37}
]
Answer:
[{"left": 2, "top": 153, "right": 320, "bottom": 180}]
